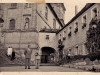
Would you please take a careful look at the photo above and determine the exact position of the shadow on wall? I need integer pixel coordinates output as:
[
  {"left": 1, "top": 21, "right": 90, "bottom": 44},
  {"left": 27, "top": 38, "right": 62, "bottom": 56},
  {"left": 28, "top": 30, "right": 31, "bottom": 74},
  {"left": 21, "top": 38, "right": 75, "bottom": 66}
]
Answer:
[{"left": 14, "top": 48, "right": 39, "bottom": 62}]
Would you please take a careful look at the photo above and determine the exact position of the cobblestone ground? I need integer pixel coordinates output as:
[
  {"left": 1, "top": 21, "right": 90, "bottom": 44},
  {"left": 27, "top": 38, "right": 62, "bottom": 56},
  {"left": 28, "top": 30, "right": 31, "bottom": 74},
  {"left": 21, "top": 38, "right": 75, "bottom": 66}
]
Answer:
[{"left": 0, "top": 66, "right": 87, "bottom": 72}]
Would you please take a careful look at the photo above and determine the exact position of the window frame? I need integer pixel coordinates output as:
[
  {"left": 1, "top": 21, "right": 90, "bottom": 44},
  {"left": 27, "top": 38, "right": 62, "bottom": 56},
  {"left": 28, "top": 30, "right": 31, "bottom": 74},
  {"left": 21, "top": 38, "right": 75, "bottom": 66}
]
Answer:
[
  {"left": 59, "top": 34, "right": 61, "bottom": 40},
  {"left": 75, "top": 45, "right": 78, "bottom": 55},
  {"left": 82, "top": 14, "right": 87, "bottom": 23},
  {"left": 63, "top": 29, "right": 66, "bottom": 38},
  {"left": 82, "top": 13, "right": 87, "bottom": 29},
  {"left": 46, "top": 35, "right": 49, "bottom": 40},
  {"left": 68, "top": 26, "right": 71, "bottom": 33},
  {"left": 74, "top": 20, "right": 78, "bottom": 29},
  {"left": 91, "top": 5, "right": 98, "bottom": 19},
  {"left": 74, "top": 20, "right": 78, "bottom": 33}
]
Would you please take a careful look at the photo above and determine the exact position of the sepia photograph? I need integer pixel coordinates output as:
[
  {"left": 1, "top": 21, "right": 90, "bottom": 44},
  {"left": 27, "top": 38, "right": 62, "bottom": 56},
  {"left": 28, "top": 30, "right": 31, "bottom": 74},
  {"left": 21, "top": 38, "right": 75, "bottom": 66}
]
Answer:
[{"left": 0, "top": 0, "right": 100, "bottom": 73}]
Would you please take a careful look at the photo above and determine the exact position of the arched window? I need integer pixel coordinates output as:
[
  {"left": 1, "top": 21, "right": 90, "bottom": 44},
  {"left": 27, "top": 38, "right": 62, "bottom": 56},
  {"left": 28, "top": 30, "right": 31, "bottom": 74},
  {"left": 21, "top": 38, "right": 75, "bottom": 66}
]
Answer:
[
  {"left": 24, "top": 18, "right": 29, "bottom": 29},
  {"left": 9, "top": 19, "right": 15, "bottom": 30}
]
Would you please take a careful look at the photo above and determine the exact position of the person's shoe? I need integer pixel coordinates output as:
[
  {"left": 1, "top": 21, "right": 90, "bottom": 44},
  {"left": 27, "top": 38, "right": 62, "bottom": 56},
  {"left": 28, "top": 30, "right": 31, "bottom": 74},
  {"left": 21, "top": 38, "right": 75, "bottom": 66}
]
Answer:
[
  {"left": 28, "top": 68, "right": 31, "bottom": 69},
  {"left": 25, "top": 68, "right": 27, "bottom": 69}
]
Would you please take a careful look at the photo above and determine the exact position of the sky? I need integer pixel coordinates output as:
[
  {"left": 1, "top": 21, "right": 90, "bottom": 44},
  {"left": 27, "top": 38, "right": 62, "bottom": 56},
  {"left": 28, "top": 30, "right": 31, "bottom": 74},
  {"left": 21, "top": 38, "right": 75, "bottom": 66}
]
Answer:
[
  {"left": 64, "top": 3, "right": 86, "bottom": 24},
  {"left": 45, "top": 0, "right": 100, "bottom": 24}
]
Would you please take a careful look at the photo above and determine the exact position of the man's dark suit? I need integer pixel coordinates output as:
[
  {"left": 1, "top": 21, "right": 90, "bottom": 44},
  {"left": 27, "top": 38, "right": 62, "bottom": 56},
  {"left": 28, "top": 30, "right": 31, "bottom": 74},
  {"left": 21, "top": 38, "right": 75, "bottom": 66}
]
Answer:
[{"left": 24, "top": 48, "right": 32, "bottom": 69}]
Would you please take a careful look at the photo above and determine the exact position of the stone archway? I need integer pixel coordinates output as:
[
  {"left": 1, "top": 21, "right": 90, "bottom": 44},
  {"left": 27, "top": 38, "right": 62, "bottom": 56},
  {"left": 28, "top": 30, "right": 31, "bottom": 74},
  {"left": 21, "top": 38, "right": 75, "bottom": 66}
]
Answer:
[{"left": 41, "top": 47, "right": 55, "bottom": 63}]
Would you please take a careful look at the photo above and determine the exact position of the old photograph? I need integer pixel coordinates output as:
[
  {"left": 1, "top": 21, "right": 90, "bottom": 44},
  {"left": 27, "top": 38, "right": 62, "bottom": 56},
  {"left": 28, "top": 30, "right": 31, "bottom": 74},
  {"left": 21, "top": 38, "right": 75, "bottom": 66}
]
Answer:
[{"left": 0, "top": 2, "right": 100, "bottom": 72}]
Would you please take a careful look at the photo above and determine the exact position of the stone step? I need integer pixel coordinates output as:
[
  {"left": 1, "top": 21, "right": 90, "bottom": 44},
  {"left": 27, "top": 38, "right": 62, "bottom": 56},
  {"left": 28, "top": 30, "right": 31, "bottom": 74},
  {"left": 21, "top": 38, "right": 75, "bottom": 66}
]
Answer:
[
  {"left": 0, "top": 47, "right": 25, "bottom": 66},
  {"left": 40, "top": 63, "right": 56, "bottom": 66}
]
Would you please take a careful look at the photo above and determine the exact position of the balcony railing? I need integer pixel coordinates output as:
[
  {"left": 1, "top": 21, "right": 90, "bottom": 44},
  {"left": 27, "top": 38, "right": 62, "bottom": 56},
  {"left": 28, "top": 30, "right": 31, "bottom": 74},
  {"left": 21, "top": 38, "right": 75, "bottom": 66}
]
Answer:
[
  {"left": 68, "top": 31, "right": 71, "bottom": 37},
  {"left": 82, "top": 23, "right": 87, "bottom": 29},
  {"left": 74, "top": 27, "right": 78, "bottom": 33},
  {"left": 58, "top": 39, "right": 62, "bottom": 44},
  {"left": 63, "top": 37, "right": 66, "bottom": 41}
]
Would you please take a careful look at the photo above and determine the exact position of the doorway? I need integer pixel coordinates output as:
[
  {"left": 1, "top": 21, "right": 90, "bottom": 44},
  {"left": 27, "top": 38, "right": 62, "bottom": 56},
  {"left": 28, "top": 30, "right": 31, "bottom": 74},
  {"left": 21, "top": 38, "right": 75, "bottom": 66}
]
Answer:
[{"left": 41, "top": 47, "right": 55, "bottom": 63}]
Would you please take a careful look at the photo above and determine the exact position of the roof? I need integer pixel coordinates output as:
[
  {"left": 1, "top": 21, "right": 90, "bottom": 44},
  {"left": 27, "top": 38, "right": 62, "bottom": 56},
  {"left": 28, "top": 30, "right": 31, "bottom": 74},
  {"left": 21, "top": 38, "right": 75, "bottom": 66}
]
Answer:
[
  {"left": 57, "top": 3, "right": 95, "bottom": 34},
  {"left": 39, "top": 29, "right": 60, "bottom": 33},
  {"left": 47, "top": 3, "right": 64, "bottom": 27},
  {"left": 61, "top": 3, "right": 66, "bottom": 11}
]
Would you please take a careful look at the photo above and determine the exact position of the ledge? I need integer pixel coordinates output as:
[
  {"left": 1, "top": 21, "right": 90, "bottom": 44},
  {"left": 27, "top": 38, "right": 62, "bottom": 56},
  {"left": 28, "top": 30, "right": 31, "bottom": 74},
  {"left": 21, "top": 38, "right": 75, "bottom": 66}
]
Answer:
[
  {"left": 1, "top": 29, "right": 37, "bottom": 33},
  {"left": 39, "top": 29, "right": 60, "bottom": 33}
]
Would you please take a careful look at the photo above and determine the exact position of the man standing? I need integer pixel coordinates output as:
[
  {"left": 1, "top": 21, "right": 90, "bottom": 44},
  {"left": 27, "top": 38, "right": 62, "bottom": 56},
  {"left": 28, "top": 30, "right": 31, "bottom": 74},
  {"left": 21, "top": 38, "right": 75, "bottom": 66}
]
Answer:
[{"left": 24, "top": 45, "right": 32, "bottom": 69}]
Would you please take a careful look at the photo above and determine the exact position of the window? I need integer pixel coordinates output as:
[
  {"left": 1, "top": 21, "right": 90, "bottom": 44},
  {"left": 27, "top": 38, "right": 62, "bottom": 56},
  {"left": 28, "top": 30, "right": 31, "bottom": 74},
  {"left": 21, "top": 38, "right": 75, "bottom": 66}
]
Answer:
[
  {"left": 46, "top": 35, "right": 49, "bottom": 40},
  {"left": 68, "top": 26, "right": 71, "bottom": 37},
  {"left": 68, "top": 26, "right": 71, "bottom": 33},
  {"left": 82, "top": 14, "right": 87, "bottom": 29},
  {"left": 45, "top": 6, "right": 48, "bottom": 20},
  {"left": 63, "top": 30, "right": 66, "bottom": 36},
  {"left": 10, "top": 3, "right": 17, "bottom": 9},
  {"left": 53, "top": 18, "right": 56, "bottom": 29},
  {"left": 9, "top": 19, "right": 15, "bottom": 30},
  {"left": 75, "top": 46, "right": 78, "bottom": 55},
  {"left": 91, "top": 6, "right": 98, "bottom": 19},
  {"left": 24, "top": 18, "right": 29, "bottom": 29},
  {"left": 63, "top": 30, "right": 66, "bottom": 40},
  {"left": 25, "top": 3, "right": 31, "bottom": 8},
  {"left": 74, "top": 21, "right": 78, "bottom": 33},
  {"left": 68, "top": 49, "right": 71, "bottom": 55},
  {"left": 83, "top": 15, "right": 86, "bottom": 23},
  {"left": 59, "top": 34, "right": 61, "bottom": 39}
]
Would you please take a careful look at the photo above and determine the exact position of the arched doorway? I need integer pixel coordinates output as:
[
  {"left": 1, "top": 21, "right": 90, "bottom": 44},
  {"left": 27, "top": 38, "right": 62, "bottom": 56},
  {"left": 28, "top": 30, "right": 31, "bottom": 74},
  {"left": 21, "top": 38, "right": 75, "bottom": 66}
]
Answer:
[{"left": 41, "top": 47, "right": 55, "bottom": 63}]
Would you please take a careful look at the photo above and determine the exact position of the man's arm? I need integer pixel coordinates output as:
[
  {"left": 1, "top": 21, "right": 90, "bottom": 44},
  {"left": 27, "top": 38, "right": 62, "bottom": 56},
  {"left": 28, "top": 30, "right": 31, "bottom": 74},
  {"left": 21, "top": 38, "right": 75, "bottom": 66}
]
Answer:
[{"left": 24, "top": 49, "right": 27, "bottom": 55}]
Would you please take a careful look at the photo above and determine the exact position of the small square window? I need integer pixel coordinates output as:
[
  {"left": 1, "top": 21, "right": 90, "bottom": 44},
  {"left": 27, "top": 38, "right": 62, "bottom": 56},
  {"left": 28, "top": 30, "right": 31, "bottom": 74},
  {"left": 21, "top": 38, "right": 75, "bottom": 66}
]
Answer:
[{"left": 46, "top": 35, "right": 49, "bottom": 40}]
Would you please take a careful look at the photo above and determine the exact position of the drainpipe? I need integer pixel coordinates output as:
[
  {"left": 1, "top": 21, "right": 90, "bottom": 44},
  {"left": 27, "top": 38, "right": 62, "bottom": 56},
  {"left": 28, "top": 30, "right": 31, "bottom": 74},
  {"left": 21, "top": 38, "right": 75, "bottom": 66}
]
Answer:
[{"left": 75, "top": 5, "right": 78, "bottom": 15}]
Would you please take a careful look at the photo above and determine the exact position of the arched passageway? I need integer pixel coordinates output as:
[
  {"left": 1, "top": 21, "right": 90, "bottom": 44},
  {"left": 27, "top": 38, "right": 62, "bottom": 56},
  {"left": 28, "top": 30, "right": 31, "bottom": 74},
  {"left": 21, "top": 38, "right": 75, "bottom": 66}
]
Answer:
[{"left": 41, "top": 47, "right": 55, "bottom": 63}]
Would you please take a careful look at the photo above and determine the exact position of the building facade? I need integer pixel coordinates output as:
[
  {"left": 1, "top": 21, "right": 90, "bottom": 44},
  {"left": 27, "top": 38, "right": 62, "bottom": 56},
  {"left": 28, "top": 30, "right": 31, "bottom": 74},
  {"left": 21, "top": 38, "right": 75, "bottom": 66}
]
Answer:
[
  {"left": 57, "top": 3, "right": 100, "bottom": 56},
  {"left": 0, "top": 3, "right": 65, "bottom": 63}
]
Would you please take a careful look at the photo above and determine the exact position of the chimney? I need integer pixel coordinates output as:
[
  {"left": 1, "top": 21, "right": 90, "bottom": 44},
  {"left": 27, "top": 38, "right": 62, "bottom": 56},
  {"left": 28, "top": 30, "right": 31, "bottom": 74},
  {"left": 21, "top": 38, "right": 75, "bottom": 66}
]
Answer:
[{"left": 75, "top": 5, "right": 78, "bottom": 15}]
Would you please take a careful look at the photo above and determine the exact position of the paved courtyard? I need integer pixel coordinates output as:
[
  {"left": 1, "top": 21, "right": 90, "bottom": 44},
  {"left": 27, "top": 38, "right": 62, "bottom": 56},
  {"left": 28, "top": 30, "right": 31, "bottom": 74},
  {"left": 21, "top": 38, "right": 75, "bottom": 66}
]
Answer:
[{"left": 0, "top": 66, "right": 87, "bottom": 72}]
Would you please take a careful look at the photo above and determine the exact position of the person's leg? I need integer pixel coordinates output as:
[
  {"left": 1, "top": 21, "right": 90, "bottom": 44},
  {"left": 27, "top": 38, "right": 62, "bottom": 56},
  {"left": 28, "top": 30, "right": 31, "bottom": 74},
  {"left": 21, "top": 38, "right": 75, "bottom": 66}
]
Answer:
[
  {"left": 35, "top": 59, "right": 38, "bottom": 69},
  {"left": 38, "top": 59, "right": 40, "bottom": 68},
  {"left": 37, "top": 59, "right": 39, "bottom": 69},
  {"left": 28, "top": 58, "right": 31, "bottom": 69},
  {"left": 25, "top": 58, "right": 27, "bottom": 69}
]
